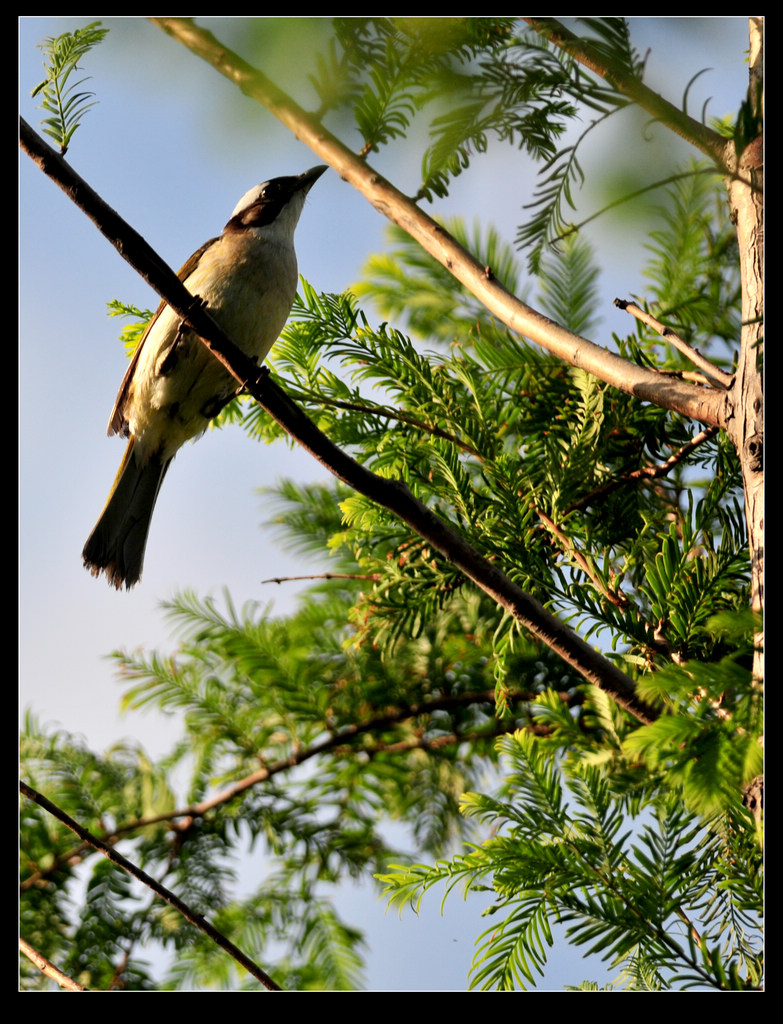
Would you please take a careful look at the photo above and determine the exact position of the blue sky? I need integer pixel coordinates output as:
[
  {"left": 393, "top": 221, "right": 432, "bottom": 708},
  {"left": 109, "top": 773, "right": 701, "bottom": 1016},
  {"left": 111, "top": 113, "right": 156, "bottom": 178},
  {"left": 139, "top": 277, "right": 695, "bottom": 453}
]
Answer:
[{"left": 20, "top": 17, "right": 753, "bottom": 991}]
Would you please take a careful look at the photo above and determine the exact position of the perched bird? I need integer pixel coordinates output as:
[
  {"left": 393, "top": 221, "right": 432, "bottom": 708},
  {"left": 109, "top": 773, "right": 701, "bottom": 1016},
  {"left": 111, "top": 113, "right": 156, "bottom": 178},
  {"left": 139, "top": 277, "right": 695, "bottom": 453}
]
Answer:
[{"left": 83, "top": 165, "right": 327, "bottom": 589}]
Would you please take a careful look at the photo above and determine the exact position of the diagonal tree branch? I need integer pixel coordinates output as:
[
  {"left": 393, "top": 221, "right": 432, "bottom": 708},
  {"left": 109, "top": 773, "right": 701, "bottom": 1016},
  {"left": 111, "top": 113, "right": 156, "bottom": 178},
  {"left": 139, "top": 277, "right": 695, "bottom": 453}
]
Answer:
[
  {"left": 523, "top": 18, "right": 728, "bottom": 163},
  {"left": 20, "top": 938, "right": 89, "bottom": 991},
  {"left": 19, "top": 781, "right": 282, "bottom": 991},
  {"left": 20, "top": 115, "right": 659, "bottom": 724},
  {"left": 149, "top": 17, "right": 726, "bottom": 430}
]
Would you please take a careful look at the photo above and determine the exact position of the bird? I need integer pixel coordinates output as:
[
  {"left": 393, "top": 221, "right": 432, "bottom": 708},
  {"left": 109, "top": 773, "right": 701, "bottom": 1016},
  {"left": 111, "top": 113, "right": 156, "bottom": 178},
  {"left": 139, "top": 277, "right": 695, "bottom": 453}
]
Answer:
[{"left": 82, "top": 164, "right": 327, "bottom": 590}]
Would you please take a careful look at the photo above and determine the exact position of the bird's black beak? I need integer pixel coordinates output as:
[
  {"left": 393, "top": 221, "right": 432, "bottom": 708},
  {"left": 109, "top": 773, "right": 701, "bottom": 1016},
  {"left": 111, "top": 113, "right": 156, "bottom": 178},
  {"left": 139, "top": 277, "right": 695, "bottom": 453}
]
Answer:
[{"left": 298, "top": 165, "right": 328, "bottom": 193}]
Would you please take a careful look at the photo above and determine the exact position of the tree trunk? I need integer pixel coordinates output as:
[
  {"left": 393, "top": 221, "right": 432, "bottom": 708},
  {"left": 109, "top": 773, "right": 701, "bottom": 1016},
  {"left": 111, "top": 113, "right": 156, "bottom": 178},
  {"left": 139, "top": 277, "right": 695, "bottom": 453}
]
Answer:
[{"left": 724, "top": 19, "right": 763, "bottom": 687}]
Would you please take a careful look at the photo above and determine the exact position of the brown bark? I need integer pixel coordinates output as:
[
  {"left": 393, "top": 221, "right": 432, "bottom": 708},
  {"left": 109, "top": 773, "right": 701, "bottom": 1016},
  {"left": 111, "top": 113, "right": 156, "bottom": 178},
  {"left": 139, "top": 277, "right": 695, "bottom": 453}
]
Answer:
[{"left": 724, "top": 19, "right": 763, "bottom": 683}]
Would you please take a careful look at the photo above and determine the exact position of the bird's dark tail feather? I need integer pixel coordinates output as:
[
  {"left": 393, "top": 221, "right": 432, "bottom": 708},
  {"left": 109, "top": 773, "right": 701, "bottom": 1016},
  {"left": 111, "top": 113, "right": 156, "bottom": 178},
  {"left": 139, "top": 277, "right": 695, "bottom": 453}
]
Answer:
[{"left": 82, "top": 440, "right": 170, "bottom": 590}]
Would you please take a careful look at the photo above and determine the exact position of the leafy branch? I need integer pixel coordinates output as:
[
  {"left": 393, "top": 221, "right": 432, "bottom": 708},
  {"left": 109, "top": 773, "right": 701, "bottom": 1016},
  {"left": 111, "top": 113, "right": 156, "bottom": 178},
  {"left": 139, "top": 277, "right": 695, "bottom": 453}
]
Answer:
[
  {"left": 21, "top": 682, "right": 536, "bottom": 892},
  {"left": 30, "top": 21, "right": 108, "bottom": 153},
  {"left": 379, "top": 727, "right": 762, "bottom": 990},
  {"left": 523, "top": 18, "right": 727, "bottom": 164}
]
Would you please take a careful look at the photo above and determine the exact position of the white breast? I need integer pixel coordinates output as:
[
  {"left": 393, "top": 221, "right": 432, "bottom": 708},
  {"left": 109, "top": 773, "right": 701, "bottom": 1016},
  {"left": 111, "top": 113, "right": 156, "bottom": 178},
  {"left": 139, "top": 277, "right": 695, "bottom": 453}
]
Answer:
[{"left": 126, "top": 229, "right": 298, "bottom": 460}]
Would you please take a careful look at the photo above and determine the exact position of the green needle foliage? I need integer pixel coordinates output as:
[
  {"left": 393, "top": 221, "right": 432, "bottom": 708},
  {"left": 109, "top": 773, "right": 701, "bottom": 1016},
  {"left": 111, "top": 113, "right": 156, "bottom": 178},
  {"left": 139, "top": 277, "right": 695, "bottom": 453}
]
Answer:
[
  {"left": 379, "top": 725, "right": 762, "bottom": 991},
  {"left": 21, "top": 17, "right": 761, "bottom": 990},
  {"left": 31, "top": 21, "right": 108, "bottom": 153}
]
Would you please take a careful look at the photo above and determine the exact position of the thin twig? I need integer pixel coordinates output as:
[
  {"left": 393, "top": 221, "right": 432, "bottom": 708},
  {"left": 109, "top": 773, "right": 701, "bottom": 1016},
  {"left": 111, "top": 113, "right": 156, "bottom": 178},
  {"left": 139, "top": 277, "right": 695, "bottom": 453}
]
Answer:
[
  {"left": 19, "top": 781, "right": 282, "bottom": 991},
  {"left": 261, "top": 572, "right": 378, "bottom": 584},
  {"left": 535, "top": 507, "right": 631, "bottom": 610},
  {"left": 570, "top": 426, "right": 720, "bottom": 511},
  {"left": 291, "top": 390, "right": 485, "bottom": 460},
  {"left": 552, "top": 169, "right": 727, "bottom": 247},
  {"left": 614, "top": 299, "right": 734, "bottom": 388}
]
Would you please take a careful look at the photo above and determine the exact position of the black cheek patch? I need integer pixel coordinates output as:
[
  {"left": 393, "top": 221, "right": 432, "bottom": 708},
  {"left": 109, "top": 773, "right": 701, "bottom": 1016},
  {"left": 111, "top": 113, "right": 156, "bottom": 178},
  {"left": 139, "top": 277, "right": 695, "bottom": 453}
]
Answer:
[{"left": 228, "top": 199, "right": 283, "bottom": 232}]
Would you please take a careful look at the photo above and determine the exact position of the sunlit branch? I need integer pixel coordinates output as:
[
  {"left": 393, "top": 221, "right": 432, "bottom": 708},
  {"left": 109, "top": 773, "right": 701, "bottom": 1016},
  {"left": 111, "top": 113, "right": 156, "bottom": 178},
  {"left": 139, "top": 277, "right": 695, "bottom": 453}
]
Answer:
[
  {"left": 614, "top": 299, "right": 734, "bottom": 388},
  {"left": 149, "top": 17, "right": 725, "bottom": 430}
]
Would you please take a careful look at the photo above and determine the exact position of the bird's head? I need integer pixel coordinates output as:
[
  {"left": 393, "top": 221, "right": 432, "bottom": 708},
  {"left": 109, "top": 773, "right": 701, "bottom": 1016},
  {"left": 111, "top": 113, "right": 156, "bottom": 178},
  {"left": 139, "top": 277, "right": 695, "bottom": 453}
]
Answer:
[{"left": 225, "top": 165, "right": 328, "bottom": 239}]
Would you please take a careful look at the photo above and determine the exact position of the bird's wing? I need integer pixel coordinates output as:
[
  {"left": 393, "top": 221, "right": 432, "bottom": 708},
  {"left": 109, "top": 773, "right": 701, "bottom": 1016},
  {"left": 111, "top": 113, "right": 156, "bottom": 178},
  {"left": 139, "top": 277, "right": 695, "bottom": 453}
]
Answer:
[{"left": 107, "top": 237, "right": 219, "bottom": 437}]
